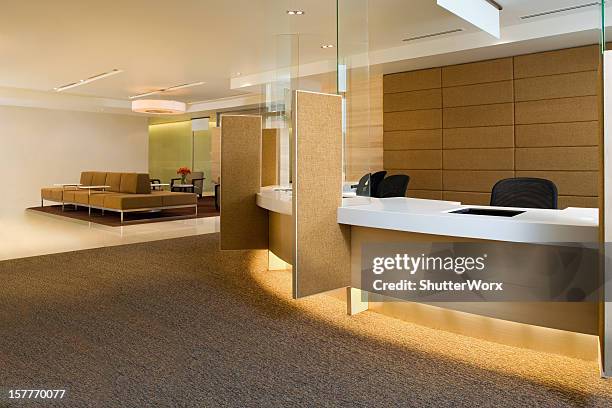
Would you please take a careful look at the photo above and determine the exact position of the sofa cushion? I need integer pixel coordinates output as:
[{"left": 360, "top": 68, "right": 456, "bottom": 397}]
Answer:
[
  {"left": 91, "top": 172, "right": 108, "bottom": 186},
  {"left": 120, "top": 173, "right": 151, "bottom": 194},
  {"left": 72, "top": 191, "right": 95, "bottom": 205},
  {"left": 80, "top": 172, "right": 94, "bottom": 186},
  {"left": 62, "top": 190, "right": 78, "bottom": 203},
  {"left": 89, "top": 192, "right": 117, "bottom": 207},
  {"left": 105, "top": 173, "right": 122, "bottom": 192},
  {"left": 152, "top": 191, "right": 198, "bottom": 206},
  {"left": 41, "top": 187, "right": 65, "bottom": 202},
  {"left": 103, "top": 194, "right": 163, "bottom": 210}
]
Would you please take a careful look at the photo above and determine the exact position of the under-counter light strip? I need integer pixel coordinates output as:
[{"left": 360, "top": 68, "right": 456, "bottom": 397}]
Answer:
[
  {"left": 520, "top": 2, "right": 600, "bottom": 19},
  {"left": 53, "top": 69, "right": 123, "bottom": 92},
  {"left": 129, "top": 81, "right": 205, "bottom": 99},
  {"left": 403, "top": 29, "right": 464, "bottom": 42}
]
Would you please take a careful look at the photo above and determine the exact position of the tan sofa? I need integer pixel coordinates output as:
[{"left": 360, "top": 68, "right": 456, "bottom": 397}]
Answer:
[{"left": 41, "top": 171, "right": 197, "bottom": 223}]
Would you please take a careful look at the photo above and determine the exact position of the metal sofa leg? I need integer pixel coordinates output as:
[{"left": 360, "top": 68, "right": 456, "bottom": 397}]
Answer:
[
  {"left": 88, "top": 206, "right": 91, "bottom": 216},
  {"left": 41, "top": 198, "right": 44, "bottom": 208},
  {"left": 195, "top": 205, "right": 198, "bottom": 217},
  {"left": 121, "top": 212, "right": 124, "bottom": 224}
]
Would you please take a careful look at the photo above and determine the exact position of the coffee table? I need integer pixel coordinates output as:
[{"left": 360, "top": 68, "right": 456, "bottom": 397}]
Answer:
[{"left": 172, "top": 183, "right": 195, "bottom": 193}]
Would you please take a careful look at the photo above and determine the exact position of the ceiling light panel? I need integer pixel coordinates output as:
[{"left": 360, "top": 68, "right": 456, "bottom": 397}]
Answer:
[
  {"left": 520, "top": 2, "right": 600, "bottom": 20},
  {"left": 129, "top": 81, "right": 206, "bottom": 99},
  {"left": 286, "top": 10, "right": 305, "bottom": 15},
  {"left": 403, "top": 29, "right": 464, "bottom": 42},
  {"left": 53, "top": 69, "right": 123, "bottom": 92}
]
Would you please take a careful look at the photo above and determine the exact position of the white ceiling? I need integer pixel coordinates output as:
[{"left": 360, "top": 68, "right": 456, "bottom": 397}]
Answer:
[{"left": 0, "top": 0, "right": 608, "bottom": 112}]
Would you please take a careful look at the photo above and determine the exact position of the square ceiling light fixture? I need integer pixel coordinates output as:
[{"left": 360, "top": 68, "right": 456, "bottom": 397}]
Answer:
[{"left": 437, "top": 0, "right": 501, "bottom": 38}]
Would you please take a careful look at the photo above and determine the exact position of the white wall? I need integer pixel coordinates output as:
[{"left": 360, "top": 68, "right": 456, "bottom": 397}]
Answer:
[{"left": 0, "top": 105, "right": 148, "bottom": 214}]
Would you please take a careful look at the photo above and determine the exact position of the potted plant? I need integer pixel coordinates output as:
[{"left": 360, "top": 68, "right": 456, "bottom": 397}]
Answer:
[{"left": 177, "top": 166, "right": 191, "bottom": 184}]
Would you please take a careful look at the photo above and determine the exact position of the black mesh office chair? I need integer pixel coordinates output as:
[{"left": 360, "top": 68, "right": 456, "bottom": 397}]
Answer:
[
  {"left": 354, "top": 171, "right": 387, "bottom": 197},
  {"left": 378, "top": 174, "right": 410, "bottom": 198},
  {"left": 490, "top": 177, "right": 558, "bottom": 209}
]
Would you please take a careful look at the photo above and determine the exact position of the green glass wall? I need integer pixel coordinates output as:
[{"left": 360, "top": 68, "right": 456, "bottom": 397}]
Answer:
[{"left": 148, "top": 119, "right": 214, "bottom": 193}]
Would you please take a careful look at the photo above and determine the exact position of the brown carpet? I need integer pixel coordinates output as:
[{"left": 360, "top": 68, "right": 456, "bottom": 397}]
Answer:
[
  {"left": 28, "top": 196, "right": 219, "bottom": 226},
  {"left": 1, "top": 234, "right": 612, "bottom": 407}
]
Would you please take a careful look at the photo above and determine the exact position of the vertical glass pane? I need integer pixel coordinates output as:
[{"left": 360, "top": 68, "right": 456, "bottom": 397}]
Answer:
[
  {"left": 192, "top": 118, "right": 214, "bottom": 194},
  {"left": 338, "top": 0, "right": 371, "bottom": 196}
]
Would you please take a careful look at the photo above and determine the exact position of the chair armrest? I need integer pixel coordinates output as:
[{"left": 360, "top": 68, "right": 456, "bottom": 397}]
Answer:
[{"left": 190, "top": 178, "right": 205, "bottom": 182}]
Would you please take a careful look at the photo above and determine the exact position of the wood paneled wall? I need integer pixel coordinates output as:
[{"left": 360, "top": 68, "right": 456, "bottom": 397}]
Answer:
[{"left": 383, "top": 45, "right": 600, "bottom": 208}]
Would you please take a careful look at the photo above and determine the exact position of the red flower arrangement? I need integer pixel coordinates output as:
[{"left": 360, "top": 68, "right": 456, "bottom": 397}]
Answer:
[
  {"left": 177, "top": 167, "right": 191, "bottom": 176},
  {"left": 177, "top": 166, "right": 191, "bottom": 184}
]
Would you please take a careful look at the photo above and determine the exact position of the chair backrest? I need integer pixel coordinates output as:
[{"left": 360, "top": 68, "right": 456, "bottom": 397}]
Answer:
[
  {"left": 490, "top": 177, "right": 558, "bottom": 209},
  {"left": 355, "top": 171, "right": 387, "bottom": 197},
  {"left": 378, "top": 174, "right": 410, "bottom": 198},
  {"left": 188, "top": 171, "right": 205, "bottom": 194},
  {"left": 370, "top": 171, "right": 388, "bottom": 198},
  {"left": 355, "top": 173, "right": 371, "bottom": 196}
]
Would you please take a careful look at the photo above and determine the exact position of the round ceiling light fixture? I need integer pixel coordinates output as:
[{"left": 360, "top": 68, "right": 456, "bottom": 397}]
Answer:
[{"left": 131, "top": 99, "right": 186, "bottom": 115}]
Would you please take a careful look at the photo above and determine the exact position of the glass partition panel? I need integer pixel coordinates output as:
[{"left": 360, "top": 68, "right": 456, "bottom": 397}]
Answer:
[{"left": 338, "top": 0, "right": 372, "bottom": 197}]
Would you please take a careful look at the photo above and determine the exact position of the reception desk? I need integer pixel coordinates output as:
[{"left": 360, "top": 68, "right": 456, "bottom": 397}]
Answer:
[
  {"left": 338, "top": 196, "right": 599, "bottom": 359},
  {"left": 257, "top": 188, "right": 600, "bottom": 358}
]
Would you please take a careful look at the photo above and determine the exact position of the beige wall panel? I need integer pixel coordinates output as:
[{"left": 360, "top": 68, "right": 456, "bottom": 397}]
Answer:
[
  {"left": 387, "top": 169, "right": 442, "bottom": 190},
  {"left": 384, "top": 89, "right": 442, "bottom": 112},
  {"left": 443, "top": 103, "right": 514, "bottom": 128},
  {"left": 383, "top": 68, "right": 441, "bottom": 93},
  {"left": 384, "top": 150, "right": 442, "bottom": 170},
  {"left": 515, "top": 147, "right": 599, "bottom": 171},
  {"left": 443, "top": 126, "right": 514, "bottom": 149},
  {"left": 220, "top": 115, "right": 268, "bottom": 250},
  {"left": 293, "top": 91, "right": 350, "bottom": 298},
  {"left": 261, "top": 128, "right": 279, "bottom": 187},
  {"left": 384, "top": 129, "right": 442, "bottom": 150},
  {"left": 514, "top": 71, "right": 598, "bottom": 102},
  {"left": 443, "top": 81, "right": 514, "bottom": 108},
  {"left": 515, "top": 96, "right": 598, "bottom": 124},
  {"left": 443, "top": 191, "right": 491, "bottom": 206},
  {"left": 443, "top": 148, "right": 514, "bottom": 170},
  {"left": 443, "top": 170, "right": 515, "bottom": 193},
  {"left": 558, "top": 195, "right": 599, "bottom": 209},
  {"left": 408, "top": 189, "right": 443, "bottom": 200},
  {"left": 513, "top": 45, "right": 599, "bottom": 79},
  {"left": 442, "top": 58, "right": 513, "bottom": 87},
  {"left": 516, "top": 171, "right": 598, "bottom": 197},
  {"left": 515, "top": 122, "right": 599, "bottom": 147},
  {"left": 384, "top": 109, "right": 442, "bottom": 131}
]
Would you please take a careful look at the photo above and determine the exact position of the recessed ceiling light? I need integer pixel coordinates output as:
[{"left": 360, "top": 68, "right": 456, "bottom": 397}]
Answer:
[
  {"left": 287, "top": 10, "right": 305, "bottom": 15},
  {"left": 234, "top": 72, "right": 242, "bottom": 77},
  {"left": 321, "top": 44, "right": 335, "bottom": 49},
  {"left": 53, "top": 69, "right": 123, "bottom": 92},
  {"left": 129, "top": 81, "right": 206, "bottom": 99}
]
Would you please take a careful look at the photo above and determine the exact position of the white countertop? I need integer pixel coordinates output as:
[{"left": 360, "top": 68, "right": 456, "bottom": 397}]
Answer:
[
  {"left": 338, "top": 197, "right": 598, "bottom": 243},
  {"left": 256, "top": 184, "right": 357, "bottom": 216},
  {"left": 256, "top": 186, "right": 293, "bottom": 216}
]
